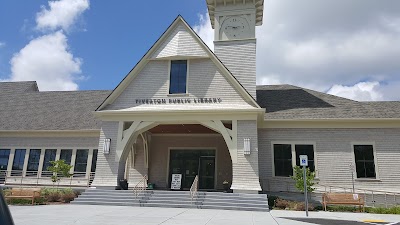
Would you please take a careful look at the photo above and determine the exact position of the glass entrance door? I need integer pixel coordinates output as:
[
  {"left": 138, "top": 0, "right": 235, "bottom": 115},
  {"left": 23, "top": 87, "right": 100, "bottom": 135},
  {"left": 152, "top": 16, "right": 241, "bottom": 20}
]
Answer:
[
  {"left": 199, "top": 157, "right": 215, "bottom": 190},
  {"left": 169, "top": 149, "right": 216, "bottom": 190}
]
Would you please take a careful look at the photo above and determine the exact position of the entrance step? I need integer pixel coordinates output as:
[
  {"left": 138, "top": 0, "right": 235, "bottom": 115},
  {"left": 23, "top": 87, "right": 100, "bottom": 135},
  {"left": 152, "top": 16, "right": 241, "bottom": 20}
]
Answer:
[{"left": 72, "top": 189, "right": 269, "bottom": 211}]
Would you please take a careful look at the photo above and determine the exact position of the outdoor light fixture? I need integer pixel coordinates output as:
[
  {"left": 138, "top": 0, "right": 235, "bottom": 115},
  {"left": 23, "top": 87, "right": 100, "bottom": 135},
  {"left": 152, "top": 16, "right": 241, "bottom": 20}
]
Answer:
[
  {"left": 244, "top": 138, "right": 251, "bottom": 155},
  {"left": 103, "top": 138, "right": 111, "bottom": 154}
]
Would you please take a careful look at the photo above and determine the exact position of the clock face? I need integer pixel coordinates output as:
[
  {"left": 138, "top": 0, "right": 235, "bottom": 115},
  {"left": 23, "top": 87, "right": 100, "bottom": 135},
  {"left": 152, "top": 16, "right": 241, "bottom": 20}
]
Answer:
[{"left": 221, "top": 16, "right": 250, "bottom": 40}]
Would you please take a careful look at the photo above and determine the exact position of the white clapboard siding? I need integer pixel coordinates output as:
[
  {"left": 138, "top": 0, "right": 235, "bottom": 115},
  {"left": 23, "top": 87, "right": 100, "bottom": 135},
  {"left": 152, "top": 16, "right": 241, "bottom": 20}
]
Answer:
[
  {"left": 258, "top": 128, "right": 400, "bottom": 193},
  {"left": 104, "top": 59, "right": 252, "bottom": 110},
  {"left": 214, "top": 40, "right": 257, "bottom": 99}
]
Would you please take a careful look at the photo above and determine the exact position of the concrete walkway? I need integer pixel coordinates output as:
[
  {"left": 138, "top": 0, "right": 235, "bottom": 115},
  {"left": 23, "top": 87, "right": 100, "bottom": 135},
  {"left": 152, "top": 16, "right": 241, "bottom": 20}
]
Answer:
[
  {"left": 9, "top": 205, "right": 400, "bottom": 225},
  {"left": 10, "top": 205, "right": 277, "bottom": 225}
]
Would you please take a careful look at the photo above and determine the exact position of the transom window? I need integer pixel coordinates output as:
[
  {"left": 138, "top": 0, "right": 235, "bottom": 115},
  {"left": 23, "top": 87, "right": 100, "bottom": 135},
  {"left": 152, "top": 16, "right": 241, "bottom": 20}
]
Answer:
[
  {"left": 354, "top": 145, "right": 376, "bottom": 179},
  {"left": 273, "top": 143, "right": 316, "bottom": 177},
  {"left": 169, "top": 60, "right": 187, "bottom": 94}
]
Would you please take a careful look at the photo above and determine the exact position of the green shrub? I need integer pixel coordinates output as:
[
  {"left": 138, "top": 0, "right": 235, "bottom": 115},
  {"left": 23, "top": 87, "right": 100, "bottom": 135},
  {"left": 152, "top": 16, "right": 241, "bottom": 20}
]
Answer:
[
  {"left": 61, "top": 192, "right": 76, "bottom": 203},
  {"left": 366, "top": 206, "right": 400, "bottom": 214},
  {"left": 326, "top": 205, "right": 359, "bottom": 212},
  {"left": 291, "top": 166, "right": 317, "bottom": 193},
  {"left": 294, "top": 202, "right": 315, "bottom": 211},
  {"left": 46, "top": 192, "right": 61, "bottom": 202},
  {"left": 268, "top": 196, "right": 278, "bottom": 208},
  {"left": 6, "top": 197, "right": 45, "bottom": 205},
  {"left": 274, "top": 198, "right": 290, "bottom": 209}
]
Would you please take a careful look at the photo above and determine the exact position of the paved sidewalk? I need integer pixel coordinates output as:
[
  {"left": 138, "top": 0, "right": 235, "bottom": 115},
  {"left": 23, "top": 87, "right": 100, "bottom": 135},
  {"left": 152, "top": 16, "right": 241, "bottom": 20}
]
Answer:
[
  {"left": 271, "top": 210, "right": 400, "bottom": 225},
  {"left": 9, "top": 205, "right": 400, "bottom": 225},
  {"left": 10, "top": 205, "right": 277, "bottom": 225}
]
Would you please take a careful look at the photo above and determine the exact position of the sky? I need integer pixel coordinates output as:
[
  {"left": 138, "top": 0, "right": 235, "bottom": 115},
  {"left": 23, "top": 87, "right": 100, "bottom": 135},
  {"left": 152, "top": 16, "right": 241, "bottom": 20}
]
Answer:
[{"left": 0, "top": 0, "right": 399, "bottom": 101}]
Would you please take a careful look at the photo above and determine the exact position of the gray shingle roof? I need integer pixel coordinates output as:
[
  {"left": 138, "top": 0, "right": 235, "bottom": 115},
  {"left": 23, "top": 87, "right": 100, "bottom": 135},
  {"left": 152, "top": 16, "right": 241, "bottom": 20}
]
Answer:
[
  {"left": 0, "top": 82, "right": 111, "bottom": 130},
  {"left": 257, "top": 85, "right": 400, "bottom": 120},
  {"left": 0, "top": 81, "right": 39, "bottom": 94}
]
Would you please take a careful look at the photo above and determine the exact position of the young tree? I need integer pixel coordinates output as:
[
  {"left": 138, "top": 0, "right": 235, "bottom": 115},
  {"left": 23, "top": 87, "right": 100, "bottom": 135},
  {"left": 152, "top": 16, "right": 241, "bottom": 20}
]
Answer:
[
  {"left": 47, "top": 160, "right": 73, "bottom": 188},
  {"left": 291, "top": 166, "right": 317, "bottom": 193}
]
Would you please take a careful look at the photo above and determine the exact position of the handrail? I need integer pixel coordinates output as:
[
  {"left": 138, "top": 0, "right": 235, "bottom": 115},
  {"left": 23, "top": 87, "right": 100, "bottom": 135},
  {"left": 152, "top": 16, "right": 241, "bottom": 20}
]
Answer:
[
  {"left": 133, "top": 175, "right": 148, "bottom": 198},
  {"left": 316, "top": 183, "right": 400, "bottom": 195},
  {"left": 0, "top": 170, "right": 96, "bottom": 188},
  {"left": 317, "top": 183, "right": 400, "bottom": 208},
  {"left": 190, "top": 175, "right": 199, "bottom": 204}
]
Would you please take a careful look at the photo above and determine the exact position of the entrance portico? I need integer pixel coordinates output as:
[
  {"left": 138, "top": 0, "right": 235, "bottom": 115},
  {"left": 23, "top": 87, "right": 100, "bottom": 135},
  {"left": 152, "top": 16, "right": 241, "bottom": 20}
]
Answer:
[{"left": 92, "top": 109, "right": 262, "bottom": 192}]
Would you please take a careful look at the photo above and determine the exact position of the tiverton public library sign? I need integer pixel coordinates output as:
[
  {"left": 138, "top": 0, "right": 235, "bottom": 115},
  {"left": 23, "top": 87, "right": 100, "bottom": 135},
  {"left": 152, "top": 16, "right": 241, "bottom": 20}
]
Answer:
[{"left": 135, "top": 98, "right": 223, "bottom": 105}]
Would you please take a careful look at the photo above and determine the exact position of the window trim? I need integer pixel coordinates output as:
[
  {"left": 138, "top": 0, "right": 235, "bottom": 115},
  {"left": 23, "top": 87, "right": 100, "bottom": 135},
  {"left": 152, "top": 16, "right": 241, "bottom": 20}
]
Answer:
[
  {"left": 271, "top": 141, "right": 318, "bottom": 178},
  {"left": 167, "top": 59, "right": 190, "bottom": 96},
  {"left": 351, "top": 142, "right": 379, "bottom": 180}
]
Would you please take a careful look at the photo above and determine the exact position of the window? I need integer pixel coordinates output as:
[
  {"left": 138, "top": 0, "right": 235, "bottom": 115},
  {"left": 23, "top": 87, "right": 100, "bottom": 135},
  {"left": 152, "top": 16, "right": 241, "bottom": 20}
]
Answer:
[
  {"left": 295, "top": 145, "right": 315, "bottom": 172},
  {"left": 74, "top": 149, "right": 89, "bottom": 176},
  {"left": 274, "top": 144, "right": 293, "bottom": 177},
  {"left": 354, "top": 145, "right": 376, "bottom": 178},
  {"left": 273, "top": 143, "right": 316, "bottom": 177},
  {"left": 0, "top": 149, "right": 10, "bottom": 170},
  {"left": 169, "top": 60, "right": 187, "bottom": 94},
  {"left": 60, "top": 149, "right": 72, "bottom": 165},
  {"left": 12, "top": 149, "right": 26, "bottom": 176},
  {"left": 27, "top": 149, "right": 41, "bottom": 176},
  {"left": 42, "top": 149, "right": 57, "bottom": 177}
]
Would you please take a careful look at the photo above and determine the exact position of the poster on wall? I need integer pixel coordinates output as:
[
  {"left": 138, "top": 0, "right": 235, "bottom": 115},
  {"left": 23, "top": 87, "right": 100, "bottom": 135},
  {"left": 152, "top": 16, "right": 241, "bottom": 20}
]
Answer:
[{"left": 171, "top": 174, "right": 182, "bottom": 190}]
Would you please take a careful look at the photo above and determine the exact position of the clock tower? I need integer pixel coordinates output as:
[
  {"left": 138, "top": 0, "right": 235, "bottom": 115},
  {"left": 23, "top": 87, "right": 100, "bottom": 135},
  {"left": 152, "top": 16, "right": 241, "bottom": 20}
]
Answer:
[{"left": 207, "top": 0, "right": 264, "bottom": 99}]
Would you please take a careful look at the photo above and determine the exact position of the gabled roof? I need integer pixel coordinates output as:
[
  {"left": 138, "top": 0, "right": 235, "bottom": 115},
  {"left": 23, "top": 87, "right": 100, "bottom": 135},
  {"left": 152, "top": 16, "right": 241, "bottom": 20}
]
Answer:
[
  {"left": 96, "top": 15, "right": 260, "bottom": 111},
  {"left": 0, "top": 81, "right": 39, "bottom": 94},
  {"left": 257, "top": 84, "right": 400, "bottom": 120},
  {"left": 0, "top": 81, "right": 111, "bottom": 131}
]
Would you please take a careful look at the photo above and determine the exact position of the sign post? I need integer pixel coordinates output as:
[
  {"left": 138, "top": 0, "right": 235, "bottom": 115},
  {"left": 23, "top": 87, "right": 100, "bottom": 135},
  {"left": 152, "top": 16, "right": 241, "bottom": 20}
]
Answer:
[
  {"left": 349, "top": 163, "right": 355, "bottom": 193},
  {"left": 300, "top": 155, "right": 309, "bottom": 217}
]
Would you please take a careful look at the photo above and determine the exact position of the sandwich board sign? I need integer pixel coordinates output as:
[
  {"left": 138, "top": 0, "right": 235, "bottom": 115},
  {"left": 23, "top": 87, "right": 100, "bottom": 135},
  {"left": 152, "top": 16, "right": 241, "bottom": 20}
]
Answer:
[
  {"left": 171, "top": 174, "right": 182, "bottom": 190},
  {"left": 300, "top": 155, "right": 308, "bottom": 166}
]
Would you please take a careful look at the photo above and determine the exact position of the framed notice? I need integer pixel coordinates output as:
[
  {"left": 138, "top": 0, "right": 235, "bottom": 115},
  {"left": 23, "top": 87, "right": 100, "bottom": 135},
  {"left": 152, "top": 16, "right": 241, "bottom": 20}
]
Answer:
[{"left": 171, "top": 174, "right": 182, "bottom": 190}]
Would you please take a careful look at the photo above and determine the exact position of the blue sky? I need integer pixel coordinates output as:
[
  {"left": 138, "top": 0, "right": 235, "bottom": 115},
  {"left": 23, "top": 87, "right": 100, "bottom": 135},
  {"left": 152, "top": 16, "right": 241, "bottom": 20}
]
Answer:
[
  {"left": 0, "top": 0, "right": 207, "bottom": 90},
  {"left": 1, "top": 0, "right": 400, "bottom": 101}
]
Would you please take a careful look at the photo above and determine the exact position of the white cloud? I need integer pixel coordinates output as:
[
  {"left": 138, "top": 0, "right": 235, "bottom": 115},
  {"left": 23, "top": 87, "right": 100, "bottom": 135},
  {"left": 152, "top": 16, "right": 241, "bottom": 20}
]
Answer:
[
  {"left": 36, "top": 0, "right": 89, "bottom": 31},
  {"left": 9, "top": 31, "right": 81, "bottom": 91},
  {"left": 193, "top": 13, "right": 214, "bottom": 51},
  {"left": 195, "top": 1, "right": 400, "bottom": 101},
  {"left": 0, "top": 42, "right": 5, "bottom": 48},
  {"left": 327, "top": 82, "right": 383, "bottom": 101},
  {"left": 3, "top": 0, "right": 90, "bottom": 91}
]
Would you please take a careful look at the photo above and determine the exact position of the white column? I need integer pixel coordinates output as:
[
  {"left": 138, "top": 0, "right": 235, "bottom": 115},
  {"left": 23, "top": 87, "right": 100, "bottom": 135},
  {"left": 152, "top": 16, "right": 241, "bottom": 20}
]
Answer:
[
  {"left": 22, "top": 149, "right": 30, "bottom": 177},
  {"left": 86, "top": 149, "right": 94, "bottom": 179},
  {"left": 70, "top": 149, "right": 77, "bottom": 174},
  {"left": 55, "top": 149, "right": 61, "bottom": 161},
  {"left": 38, "top": 149, "right": 46, "bottom": 177},
  {"left": 6, "top": 148, "right": 15, "bottom": 177}
]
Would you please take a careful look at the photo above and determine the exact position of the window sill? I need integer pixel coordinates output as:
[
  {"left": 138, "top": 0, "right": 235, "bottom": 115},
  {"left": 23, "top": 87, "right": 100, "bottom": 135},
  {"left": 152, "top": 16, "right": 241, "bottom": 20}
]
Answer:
[
  {"left": 355, "top": 178, "right": 381, "bottom": 182},
  {"left": 168, "top": 93, "right": 189, "bottom": 97}
]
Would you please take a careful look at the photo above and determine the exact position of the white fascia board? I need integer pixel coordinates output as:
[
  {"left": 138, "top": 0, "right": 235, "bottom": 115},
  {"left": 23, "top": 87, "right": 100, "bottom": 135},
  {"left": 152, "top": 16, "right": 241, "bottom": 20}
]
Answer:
[
  {"left": 0, "top": 130, "right": 101, "bottom": 137},
  {"left": 93, "top": 108, "right": 264, "bottom": 121},
  {"left": 261, "top": 118, "right": 400, "bottom": 129}
]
